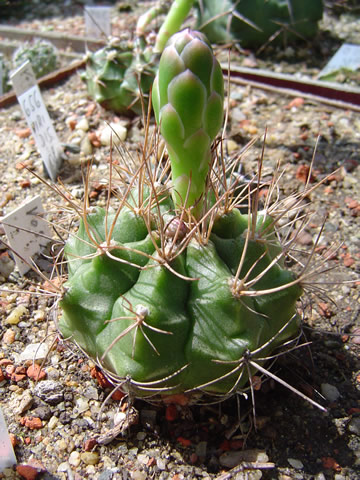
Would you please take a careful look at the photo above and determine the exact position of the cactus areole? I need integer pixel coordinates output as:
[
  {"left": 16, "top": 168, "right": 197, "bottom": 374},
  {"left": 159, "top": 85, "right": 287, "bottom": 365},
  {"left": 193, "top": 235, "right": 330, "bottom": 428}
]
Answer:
[{"left": 59, "top": 29, "right": 302, "bottom": 399}]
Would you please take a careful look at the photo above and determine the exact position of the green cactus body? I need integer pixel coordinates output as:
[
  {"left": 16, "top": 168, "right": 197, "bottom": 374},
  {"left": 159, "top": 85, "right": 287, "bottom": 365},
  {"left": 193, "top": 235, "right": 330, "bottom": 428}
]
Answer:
[
  {"left": 12, "top": 40, "right": 58, "bottom": 78},
  {"left": 60, "top": 193, "right": 302, "bottom": 397},
  {"left": 59, "top": 29, "right": 303, "bottom": 399},
  {"left": 196, "top": 0, "right": 323, "bottom": 47}
]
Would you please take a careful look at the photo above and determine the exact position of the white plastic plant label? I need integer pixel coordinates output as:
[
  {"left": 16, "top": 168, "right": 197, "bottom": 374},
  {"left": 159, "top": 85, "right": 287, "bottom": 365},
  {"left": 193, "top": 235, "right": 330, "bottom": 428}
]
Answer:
[
  {"left": 319, "top": 43, "right": 360, "bottom": 80},
  {"left": 10, "top": 61, "right": 63, "bottom": 181},
  {"left": 84, "top": 6, "right": 112, "bottom": 40},
  {"left": 1, "top": 196, "right": 52, "bottom": 276},
  {"left": 0, "top": 407, "right": 17, "bottom": 472}
]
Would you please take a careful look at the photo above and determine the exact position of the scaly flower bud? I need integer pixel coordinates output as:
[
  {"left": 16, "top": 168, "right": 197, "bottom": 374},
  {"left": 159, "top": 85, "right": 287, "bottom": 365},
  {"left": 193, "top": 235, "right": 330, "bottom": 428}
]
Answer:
[{"left": 152, "top": 29, "right": 224, "bottom": 217}]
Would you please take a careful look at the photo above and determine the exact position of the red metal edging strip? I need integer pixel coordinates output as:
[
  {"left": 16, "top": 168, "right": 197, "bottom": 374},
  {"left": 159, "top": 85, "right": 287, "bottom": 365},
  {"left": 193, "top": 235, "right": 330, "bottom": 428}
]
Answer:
[{"left": 224, "top": 65, "right": 360, "bottom": 112}]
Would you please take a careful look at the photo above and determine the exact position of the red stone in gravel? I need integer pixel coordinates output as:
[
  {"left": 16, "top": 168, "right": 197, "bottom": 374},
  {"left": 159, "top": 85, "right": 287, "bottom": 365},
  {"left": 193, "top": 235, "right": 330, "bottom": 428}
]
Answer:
[
  {"left": 286, "top": 97, "right": 304, "bottom": 109},
  {"left": 90, "top": 366, "right": 112, "bottom": 389},
  {"left": 295, "top": 164, "right": 315, "bottom": 183},
  {"left": 27, "top": 364, "right": 47, "bottom": 381},
  {"left": 16, "top": 459, "right": 46, "bottom": 480},
  {"left": 111, "top": 390, "right": 125, "bottom": 401},
  {"left": 165, "top": 404, "right": 178, "bottom": 422},
  {"left": 11, "top": 372, "right": 26, "bottom": 384},
  {"left": 20, "top": 416, "right": 43, "bottom": 430},
  {"left": 5, "top": 364, "right": 15, "bottom": 378},
  {"left": 0, "top": 368, "right": 4, "bottom": 382},
  {"left": 19, "top": 179, "right": 31, "bottom": 188},
  {"left": 322, "top": 456, "right": 341, "bottom": 472},
  {"left": 15, "top": 128, "right": 31, "bottom": 139},
  {"left": 162, "top": 394, "right": 189, "bottom": 406},
  {"left": 0, "top": 358, "right": 13, "bottom": 366},
  {"left": 9, "top": 432, "right": 17, "bottom": 447},
  {"left": 341, "top": 253, "right": 355, "bottom": 267},
  {"left": 177, "top": 436, "right": 191, "bottom": 447},
  {"left": 348, "top": 407, "right": 360, "bottom": 415},
  {"left": 85, "top": 103, "right": 96, "bottom": 117},
  {"left": 83, "top": 438, "right": 97, "bottom": 451},
  {"left": 16, "top": 465, "right": 39, "bottom": 480},
  {"left": 88, "top": 131, "right": 101, "bottom": 147},
  {"left": 11, "top": 366, "right": 27, "bottom": 382}
]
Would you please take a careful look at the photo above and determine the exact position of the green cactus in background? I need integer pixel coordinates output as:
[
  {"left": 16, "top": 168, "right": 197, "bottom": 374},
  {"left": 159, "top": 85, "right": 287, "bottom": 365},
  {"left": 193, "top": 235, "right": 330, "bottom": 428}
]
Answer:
[
  {"left": 0, "top": 53, "right": 11, "bottom": 94},
  {"left": 12, "top": 39, "right": 58, "bottom": 78},
  {"left": 82, "top": 0, "right": 194, "bottom": 115},
  {"left": 59, "top": 29, "right": 304, "bottom": 399},
  {"left": 196, "top": 0, "right": 323, "bottom": 47},
  {"left": 82, "top": 37, "right": 158, "bottom": 116}
]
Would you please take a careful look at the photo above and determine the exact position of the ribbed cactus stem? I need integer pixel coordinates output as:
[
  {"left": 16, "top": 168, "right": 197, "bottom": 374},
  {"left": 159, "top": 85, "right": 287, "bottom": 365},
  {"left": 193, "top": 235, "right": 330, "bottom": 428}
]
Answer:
[{"left": 152, "top": 29, "right": 224, "bottom": 217}]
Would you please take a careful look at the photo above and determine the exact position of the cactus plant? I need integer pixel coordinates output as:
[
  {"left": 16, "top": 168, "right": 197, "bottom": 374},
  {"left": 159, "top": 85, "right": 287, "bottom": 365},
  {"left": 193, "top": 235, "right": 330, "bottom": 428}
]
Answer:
[
  {"left": 82, "top": 36, "right": 158, "bottom": 116},
  {"left": 12, "top": 39, "right": 58, "bottom": 78},
  {"left": 196, "top": 0, "right": 323, "bottom": 47},
  {"left": 0, "top": 53, "right": 11, "bottom": 94},
  {"left": 59, "top": 28, "right": 306, "bottom": 400},
  {"left": 82, "top": 0, "right": 194, "bottom": 116}
]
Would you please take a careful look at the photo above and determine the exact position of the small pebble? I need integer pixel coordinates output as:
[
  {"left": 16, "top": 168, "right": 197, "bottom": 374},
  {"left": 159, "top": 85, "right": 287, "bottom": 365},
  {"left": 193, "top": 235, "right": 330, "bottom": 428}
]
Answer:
[
  {"left": 80, "top": 135, "right": 93, "bottom": 156},
  {"left": 156, "top": 458, "right": 168, "bottom": 470},
  {"left": 0, "top": 252, "right": 15, "bottom": 278},
  {"left": 226, "top": 139, "right": 238, "bottom": 154},
  {"left": 6, "top": 305, "right": 28, "bottom": 325},
  {"left": 83, "top": 386, "right": 98, "bottom": 400},
  {"left": 34, "top": 380, "right": 63, "bottom": 405},
  {"left": 56, "top": 439, "right": 68, "bottom": 451},
  {"left": 131, "top": 470, "right": 147, "bottom": 480},
  {"left": 288, "top": 458, "right": 304, "bottom": 469},
  {"left": 75, "top": 397, "right": 89, "bottom": 413},
  {"left": 16, "top": 390, "right": 33, "bottom": 415},
  {"left": 57, "top": 462, "right": 69, "bottom": 473},
  {"left": 100, "top": 123, "right": 127, "bottom": 146},
  {"left": 321, "top": 383, "right": 341, "bottom": 402},
  {"left": 137, "top": 454, "right": 149, "bottom": 465},
  {"left": 47, "top": 416, "right": 58, "bottom": 430},
  {"left": 76, "top": 118, "right": 89, "bottom": 132},
  {"left": 2, "top": 328, "right": 15, "bottom": 345},
  {"left": 219, "top": 449, "right": 268, "bottom": 468},
  {"left": 20, "top": 343, "right": 48, "bottom": 362},
  {"left": 68, "top": 451, "right": 81, "bottom": 467},
  {"left": 348, "top": 417, "right": 360, "bottom": 436},
  {"left": 27, "top": 364, "right": 47, "bottom": 381},
  {"left": 81, "top": 451, "right": 100, "bottom": 465}
]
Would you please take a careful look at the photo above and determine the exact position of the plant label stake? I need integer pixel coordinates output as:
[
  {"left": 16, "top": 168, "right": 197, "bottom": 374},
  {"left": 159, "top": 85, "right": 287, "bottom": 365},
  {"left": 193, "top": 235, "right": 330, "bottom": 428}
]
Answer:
[
  {"left": 1, "top": 196, "right": 52, "bottom": 276},
  {"left": 0, "top": 407, "right": 17, "bottom": 472},
  {"left": 10, "top": 61, "right": 63, "bottom": 181},
  {"left": 84, "top": 6, "right": 112, "bottom": 42}
]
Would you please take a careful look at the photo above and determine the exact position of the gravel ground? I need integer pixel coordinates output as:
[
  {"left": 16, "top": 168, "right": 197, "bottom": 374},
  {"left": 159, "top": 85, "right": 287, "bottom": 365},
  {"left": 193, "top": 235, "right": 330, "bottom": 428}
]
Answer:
[{"left": 0, "top": 2, "right": 359, "bottom": 480}]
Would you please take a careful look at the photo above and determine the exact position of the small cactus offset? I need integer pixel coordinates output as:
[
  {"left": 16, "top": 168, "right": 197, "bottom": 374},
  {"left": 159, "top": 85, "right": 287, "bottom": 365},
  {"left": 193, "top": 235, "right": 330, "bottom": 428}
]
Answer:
[
  {"left": 12, "top": 39, "right": 58, "bottom": 78},
  {"left": 59, "top": 28, "right": 305, "bottom": 400}
]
